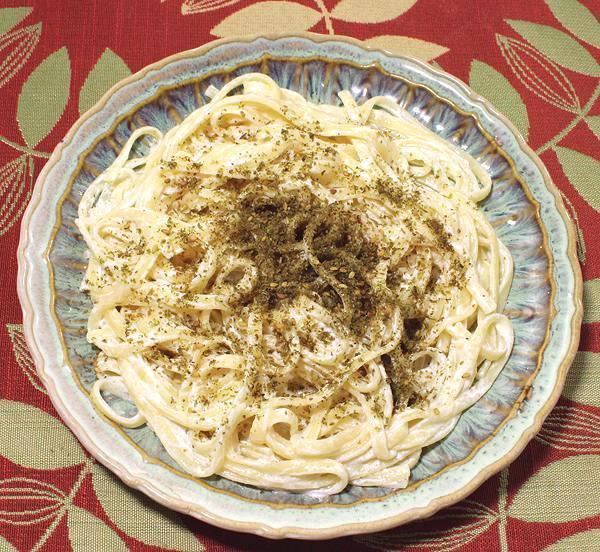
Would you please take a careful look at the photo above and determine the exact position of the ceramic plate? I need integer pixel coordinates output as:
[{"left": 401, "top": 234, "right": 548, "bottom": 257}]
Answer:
[{"left": 17, "top": 33, "right": 582, "bottom": 539}]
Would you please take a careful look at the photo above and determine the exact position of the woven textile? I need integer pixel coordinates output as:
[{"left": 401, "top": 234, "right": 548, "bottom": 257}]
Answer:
[{"left": 1, "top": 1, "right": 599, "bottom": 550}]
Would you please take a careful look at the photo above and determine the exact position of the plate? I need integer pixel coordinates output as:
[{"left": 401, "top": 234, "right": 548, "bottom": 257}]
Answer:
[{"left": 17, "top": 33, "right": 582, "bottom": 539}]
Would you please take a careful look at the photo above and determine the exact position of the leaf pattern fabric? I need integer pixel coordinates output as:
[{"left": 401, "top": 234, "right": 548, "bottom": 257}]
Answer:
[
  {"left": 469, "top": 60, "right": 530, "bottom": 140},
  {"left": 555, "top": 146, "right": 600, "bottom": 212},
  {"left": 364, "top": 35, "right": 449, "bottom": 62},
  {"left": 0, "top": 23, "right": 41, "bottom": 88},
  {"left": 505, "top": 19, "right": 600, "bottom": 76},
  {"left": 78, "top": 48, "right": 131, "bottom": 115},
  {"left": 91, "top": 464, "right": 204, "bottom": 550},
  {"left": 544, "top": 0, "right": 600, "bottom": 49},
  {"left": 17, "top": 47, "right": 70, "bottom": 147},
  {"left": 211, "top": 2, "right": 323, "bottom": 37},
  {"left": 0, "top": 7, "right": 32, "bottom": 36},
  {"left": 330, "top": 0, "right": 419, "bottom": 24},
  {"left": 67, "top": 507, "right": 128, "bottom": 552},
  {"left": 0, "top": 1, "right": 598, "bottom": 550}
]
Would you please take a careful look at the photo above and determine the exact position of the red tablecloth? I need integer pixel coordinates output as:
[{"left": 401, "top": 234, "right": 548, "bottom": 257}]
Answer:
[{"left": 1, "top": 1, "right": 599, "bottom": 550}]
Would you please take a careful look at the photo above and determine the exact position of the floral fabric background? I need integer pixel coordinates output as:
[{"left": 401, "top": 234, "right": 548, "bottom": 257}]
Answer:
[{"left": 0, "top": 0, "right": 598, "bottom": 550}]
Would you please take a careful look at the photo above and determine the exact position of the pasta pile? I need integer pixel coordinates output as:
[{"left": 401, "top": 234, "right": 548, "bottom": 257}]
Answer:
[{"left": 77, "top": 73, "right": 513, "bottom": 495}]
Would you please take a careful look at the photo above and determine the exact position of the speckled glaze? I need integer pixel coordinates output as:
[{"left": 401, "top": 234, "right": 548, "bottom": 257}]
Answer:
[{"left": 18, "top": 34, "right": 582, "bottom": 538}]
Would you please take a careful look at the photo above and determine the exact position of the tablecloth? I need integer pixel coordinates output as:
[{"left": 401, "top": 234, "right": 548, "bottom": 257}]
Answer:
[{"left": 0, "top": 1, "right": 598, "bottom": 550}]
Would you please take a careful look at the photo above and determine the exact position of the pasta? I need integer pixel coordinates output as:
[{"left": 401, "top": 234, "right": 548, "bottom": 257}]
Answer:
[{"left": 77, "top": 73, "right": 514, "bottom": 496}]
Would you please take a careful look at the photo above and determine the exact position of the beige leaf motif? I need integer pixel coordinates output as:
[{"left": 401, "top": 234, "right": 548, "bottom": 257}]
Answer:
[
  {"left": 211, "top": 2, "right": 322, "bottom": 38},
  {"left": 509, "top": 455, "right": 600, "bottom": 522},
  {"left": 585, "top": 114, "right": 600, "bottom": 139},
  {"left": 583, "top": 280, "right": 600, "bottom": 323},
  {"left": 555, "top": 146, "right": 600, "bottom": 213},
  {"left": 545, "top": 0, "right": 600, "bottom": 50},
  {"left": 469, "top": 60, "right": 529, "bottom": 141},
  {"left": 364, "top": 35, "right": 448, "bottom": 63},
  {"left": 496, "top": 34, "right": 580, "bottom": 113},
  {"left": 562, "top": 351, "right": 600, "bottom": 407},
  {"left": 0, "top": 399, "right": 85, "bottom": 469},
  {"left": 331, "top": 0, "right": 418, "bottom": 24},
  {"left": 506, "top": 19, "right": 600, "bottom": 76},
  {"left": 0, "top": 7, "right": 32, "bottom": 36},
  {"left": 0, "top": 536, "right": 17, "bottom": 552},
  {"left": 181, "top": 0, "right": 241, "bottom": 15},
  {"left": 17, "top": 46, "right": 71, "bottom": 148},
  {"left": 355, "top": 500, "right": 497, "bottom": 550},
  {"left": 536, "top": 405, "right": 600, "bottom": 452},
  {"left": 79, "top": 48, "right": 131, "bottom": 115},
  {"left": 91, "top": 463, "right": 203, "bottom": 550},
  {"left": 0, "top": 155, "right": 33, "bottom": 239},
  {"left": 543, "top": 529, "right": 600, "bottom": 551},
  {"left": 0, "top": 23, "right": 42, "bottom": 88},
  {"left": 0, "top": 477, "right": 65, "bottom": 525},
  {"left": 68, "top": 506, "right": 128, "bottom": 552},
  {"left": 6, "top": 323, "right": 47, "bottom": 395}
]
